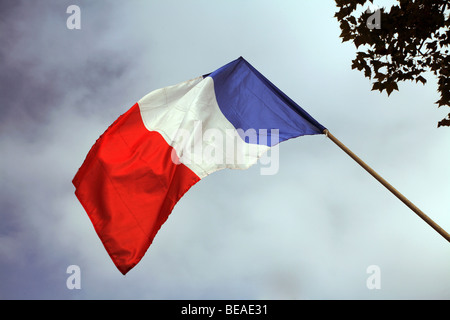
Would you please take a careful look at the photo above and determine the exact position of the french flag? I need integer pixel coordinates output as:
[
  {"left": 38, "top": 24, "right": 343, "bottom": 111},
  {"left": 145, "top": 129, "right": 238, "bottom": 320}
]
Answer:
[{"left": 73, "top": 57, "right": 326, "bottom": 274}]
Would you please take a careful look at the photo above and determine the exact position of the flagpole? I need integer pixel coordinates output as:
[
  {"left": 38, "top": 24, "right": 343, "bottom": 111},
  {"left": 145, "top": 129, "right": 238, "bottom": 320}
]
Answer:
[{"left": 323, "top": 129, "right": 450, "bottom": 243}]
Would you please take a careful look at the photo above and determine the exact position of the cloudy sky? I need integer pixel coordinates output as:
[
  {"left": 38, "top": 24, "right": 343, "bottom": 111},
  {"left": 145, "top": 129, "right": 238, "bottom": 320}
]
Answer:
[{"left": 1, "top": 0, "right": 449, "bottom": 299}]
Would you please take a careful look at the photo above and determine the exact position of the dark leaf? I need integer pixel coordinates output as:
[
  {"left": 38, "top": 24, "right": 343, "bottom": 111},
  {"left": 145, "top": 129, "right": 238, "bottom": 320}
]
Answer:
[
  {"left": 348, "top": 15, "right": 357, "bottom": 25},
  {"left": 371, "top": 81, "right": 382, "bottom": 91},
  {"left": 437, "top": 114, "right": 450, "bottom": 127},
  {"left": 385, "top": 81, "right": 399, "bottom": 96},
  {"left": 364, "top": 66, "right": 372, "bottom": 78},
  {"left": 416, "top": 75, "right": 427, "bottom": 85}
]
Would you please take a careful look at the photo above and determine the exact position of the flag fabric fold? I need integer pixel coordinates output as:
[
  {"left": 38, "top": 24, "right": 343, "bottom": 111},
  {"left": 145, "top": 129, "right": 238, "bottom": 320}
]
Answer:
[{"left": 73, "top": 56, "right": 326, "bottom": 274}]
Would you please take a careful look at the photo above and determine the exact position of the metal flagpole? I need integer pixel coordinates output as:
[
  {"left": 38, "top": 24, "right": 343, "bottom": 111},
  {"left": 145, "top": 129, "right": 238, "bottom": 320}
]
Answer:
[{"left": 323, "top": 129, "right": 450, "bottom": 243}]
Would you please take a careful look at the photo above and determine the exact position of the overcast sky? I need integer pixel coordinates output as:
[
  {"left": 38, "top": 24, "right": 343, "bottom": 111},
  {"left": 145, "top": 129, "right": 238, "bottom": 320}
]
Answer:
[{"left": 1, "top": 0, "right": 449, "bottom": 299}]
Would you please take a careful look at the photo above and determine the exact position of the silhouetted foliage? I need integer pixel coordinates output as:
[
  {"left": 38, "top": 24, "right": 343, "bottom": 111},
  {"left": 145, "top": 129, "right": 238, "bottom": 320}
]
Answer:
[{"left": 335, "top": 0, "right": 450, "bottom": 127}]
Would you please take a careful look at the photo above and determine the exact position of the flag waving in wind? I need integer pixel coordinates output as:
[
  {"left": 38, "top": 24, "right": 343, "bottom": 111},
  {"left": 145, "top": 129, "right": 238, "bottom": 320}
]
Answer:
[{"left": 73, "top": 57, "right": 326, "bottom": 274}]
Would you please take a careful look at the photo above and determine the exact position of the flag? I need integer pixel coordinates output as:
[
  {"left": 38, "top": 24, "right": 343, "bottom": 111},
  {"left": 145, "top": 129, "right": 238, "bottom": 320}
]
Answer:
[{"left": 73, "top": 57, "right": 326, "bottom": 274}]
